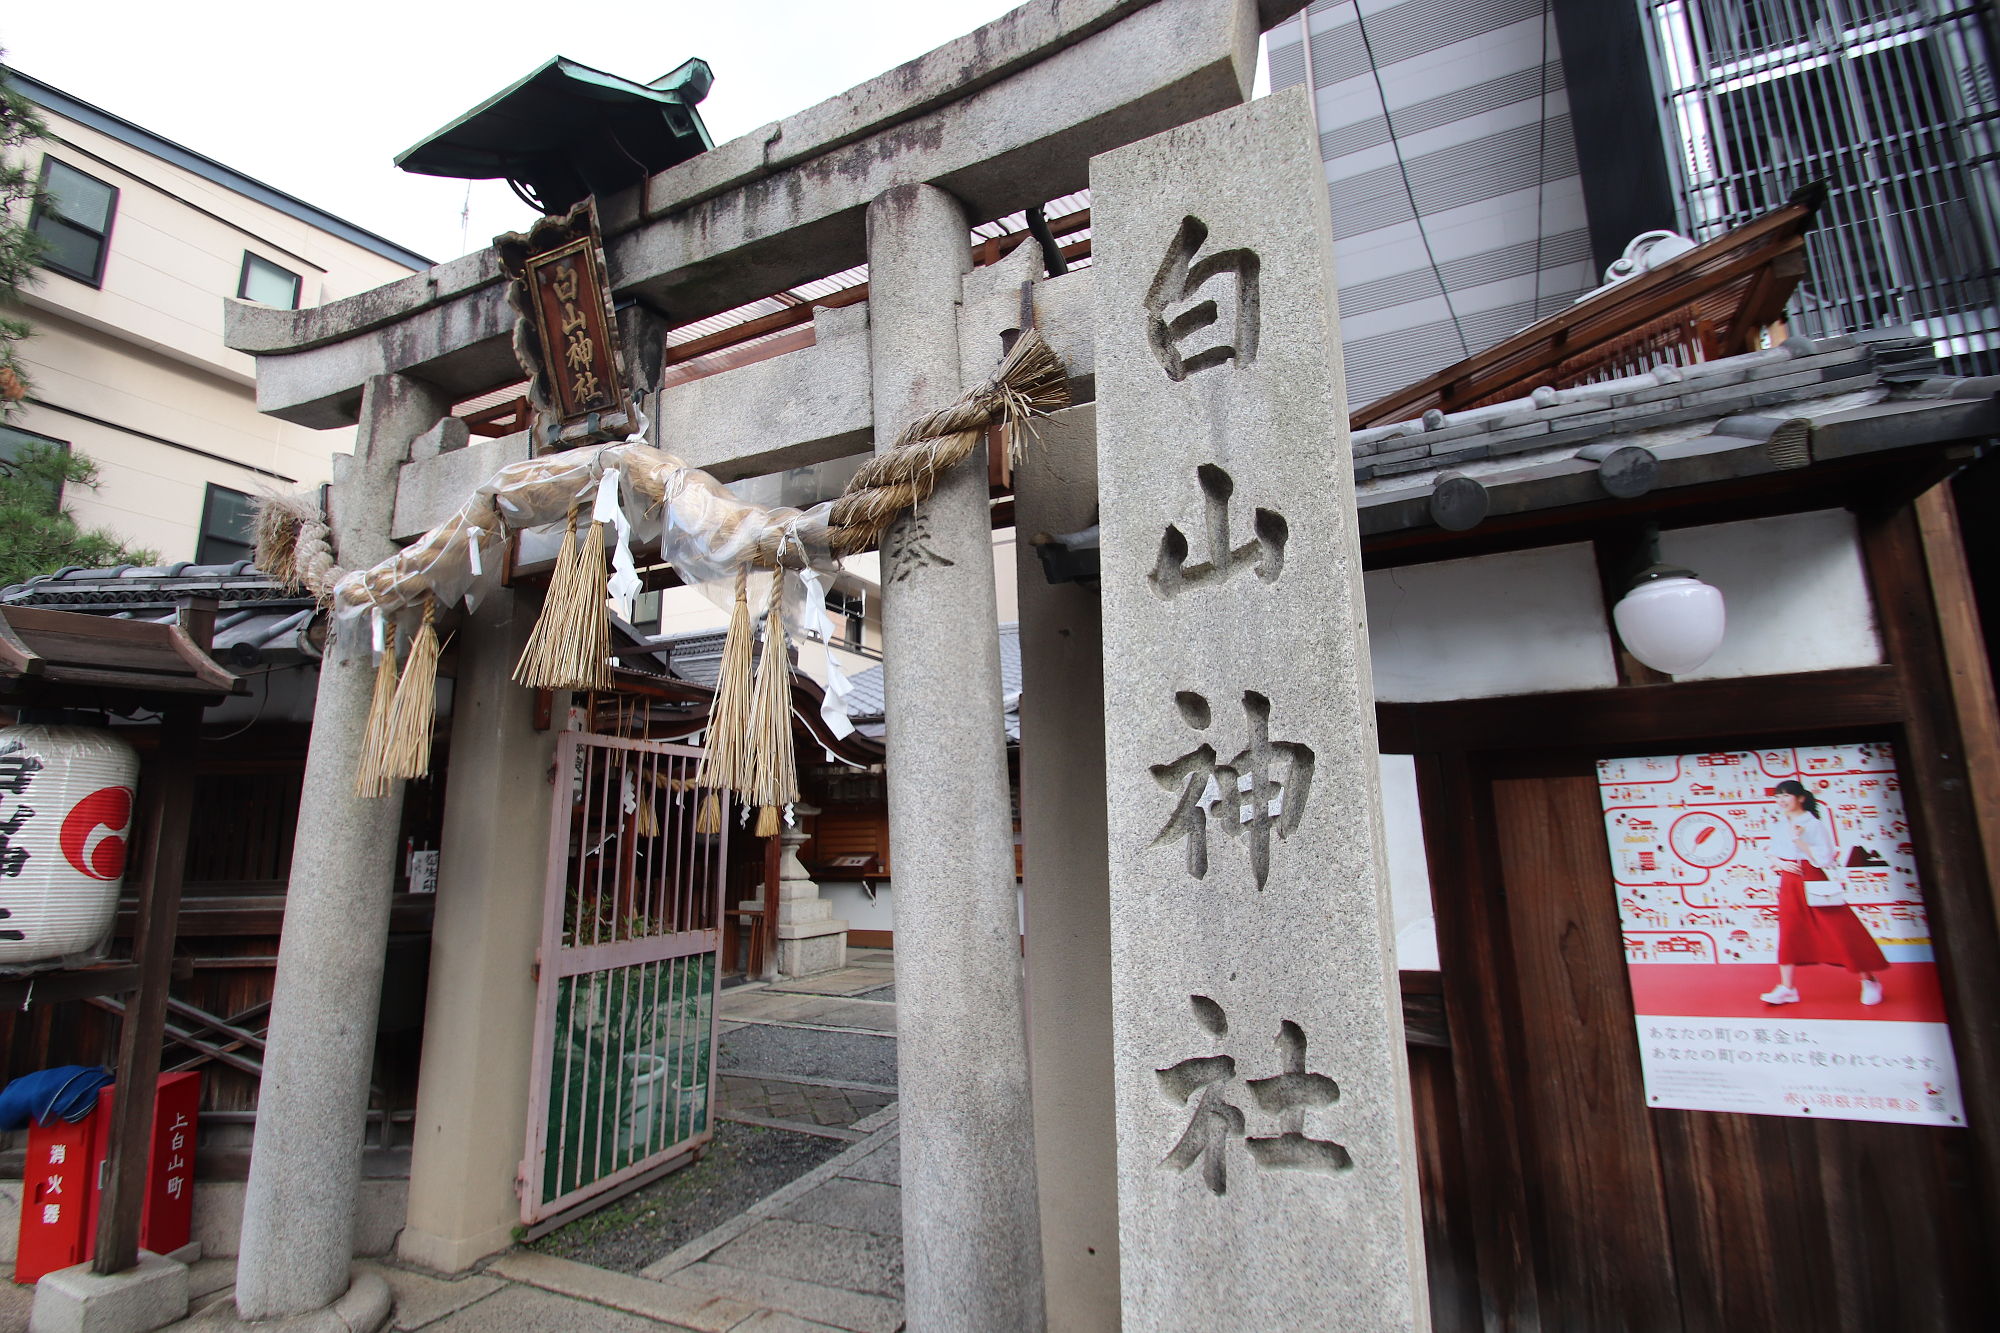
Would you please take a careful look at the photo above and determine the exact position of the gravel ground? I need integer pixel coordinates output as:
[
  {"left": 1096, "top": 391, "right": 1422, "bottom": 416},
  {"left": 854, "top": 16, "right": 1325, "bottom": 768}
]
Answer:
[
  {"left": 524, "top": 1121, "right": 846, "bottom": 1273},
  {"left": 719, "top": 1024, "right": 899, "bottom": 1087},
  {"left": 857, "top": 983, "right": 896, "bottom": 1002}
]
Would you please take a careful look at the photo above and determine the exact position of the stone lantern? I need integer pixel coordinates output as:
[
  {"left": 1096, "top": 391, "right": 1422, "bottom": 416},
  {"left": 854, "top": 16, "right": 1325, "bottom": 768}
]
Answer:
[{"left": 753, "top": 802, "right": 848, "bottom": 978}]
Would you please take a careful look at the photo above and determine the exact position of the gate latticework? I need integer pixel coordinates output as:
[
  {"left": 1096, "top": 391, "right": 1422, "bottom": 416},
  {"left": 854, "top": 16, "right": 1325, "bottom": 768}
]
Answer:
[{"left": 522, "top": 733, "right": 726, "bottom": 1230}]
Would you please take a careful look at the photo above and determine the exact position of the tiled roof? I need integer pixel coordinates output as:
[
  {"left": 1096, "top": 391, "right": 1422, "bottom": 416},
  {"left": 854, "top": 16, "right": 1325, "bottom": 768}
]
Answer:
[
  {"left": 1, "top": 563, "right": 320, "bottom": 666},
  {"left": 843, "top": 624, "right": 1021, "bottom": 742},
  {"left": 1350, "top": 333, "right": 1921, "bottom": 479},
  {"left": 635, "top": 628, "right": 729, "bottom": 689},
  {"left": 1346, "top": 333, "right": 2000, "bottom": 536},
  {"left": 638, "top": 623, "right": 1023, "bottom": 742}
]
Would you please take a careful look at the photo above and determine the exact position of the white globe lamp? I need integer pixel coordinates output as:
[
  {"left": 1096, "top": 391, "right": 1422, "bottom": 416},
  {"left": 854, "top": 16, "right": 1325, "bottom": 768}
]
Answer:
[{"left": 1613, "top": 565, "right": 1726, "bottom": 676}]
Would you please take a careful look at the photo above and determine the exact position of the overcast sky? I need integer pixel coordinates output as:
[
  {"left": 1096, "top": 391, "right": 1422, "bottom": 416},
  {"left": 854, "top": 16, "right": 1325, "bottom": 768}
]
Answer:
[{"left": 4, "top": 0, "right": 1048, "bottom": 265}]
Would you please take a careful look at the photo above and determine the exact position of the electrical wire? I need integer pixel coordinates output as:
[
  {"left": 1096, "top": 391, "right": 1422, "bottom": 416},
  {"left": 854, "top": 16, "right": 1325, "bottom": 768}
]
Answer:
[
  {"left": 200, "top": 662, "right": 305, "bottom": 741},
  {"left": 1532, "top": 0, "right": 1551, "bottom": 320},
  {"left": 1346, "top": 2, "right": 1471, "bottom": 358}
]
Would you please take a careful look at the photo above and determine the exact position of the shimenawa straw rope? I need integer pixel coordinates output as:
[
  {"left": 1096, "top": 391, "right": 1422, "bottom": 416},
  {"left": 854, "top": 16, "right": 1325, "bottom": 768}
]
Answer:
[
  {"left": 337, "top": 326, "right": 1071, "bottom": 804},
  {"left": 513, "top": 504, "right": 611, "bottom": 691}
]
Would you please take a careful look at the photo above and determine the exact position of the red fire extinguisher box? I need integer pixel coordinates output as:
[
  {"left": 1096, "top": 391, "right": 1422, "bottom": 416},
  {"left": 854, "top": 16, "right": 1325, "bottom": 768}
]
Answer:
[{"left": 15, "top": 1072, "right": 200, "bottom": 1284}]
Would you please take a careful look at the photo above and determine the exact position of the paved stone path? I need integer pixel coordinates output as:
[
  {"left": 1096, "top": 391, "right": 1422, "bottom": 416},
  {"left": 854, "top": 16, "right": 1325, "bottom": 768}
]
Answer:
[
  {"left": 710, "top": 953, "right": 901, "bottom": 1150},
  {"left": 719, "top": 1074, "right": 895, "bottom": 1133},
  {"left": 107, "top": 949, "right": 905, "bottom": 1332},
  {"left": 638, "top": 1123, "right": 904, "bottom": 1332}
]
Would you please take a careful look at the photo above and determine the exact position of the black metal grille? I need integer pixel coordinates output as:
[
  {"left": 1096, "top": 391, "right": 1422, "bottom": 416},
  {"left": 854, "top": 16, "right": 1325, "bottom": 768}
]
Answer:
[{"left": 1640, "top": 0, "right": 2000, "bottom": 373}]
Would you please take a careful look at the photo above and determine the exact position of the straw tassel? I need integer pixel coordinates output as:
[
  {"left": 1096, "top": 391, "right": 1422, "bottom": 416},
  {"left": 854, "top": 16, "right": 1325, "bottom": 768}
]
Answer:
[
  {"left": 570, "top": 511, "right": 612, "bottom": 690},
  {"left": 384, "top": 596, "right": 441, "bottom": 780},
  {"left": 354, "top": 624, "right": 401, "bottom": 799},
  {"left": 694, "top": 794, "right": 724, "bottom": 836},
  {"left": 693, "top": 565, "right": 757, "bottom": 835},
  {"left": 747, "top": 573, "right": 798, "bottom": 838},
  {"left": 514, "top": 504, "right": 612, "bottom": 692},
  {"left": 634, "top": 771, "right": 662, "bottom": 839},
  {"left": 514, "top": 506, "right": 579, "bottom": 686}
]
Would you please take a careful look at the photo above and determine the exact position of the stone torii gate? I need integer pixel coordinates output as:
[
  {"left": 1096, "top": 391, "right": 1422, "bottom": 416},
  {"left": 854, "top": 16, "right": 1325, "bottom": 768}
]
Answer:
[{"left": 219, "top": 2, "right": 1427, "bottom": 1329}]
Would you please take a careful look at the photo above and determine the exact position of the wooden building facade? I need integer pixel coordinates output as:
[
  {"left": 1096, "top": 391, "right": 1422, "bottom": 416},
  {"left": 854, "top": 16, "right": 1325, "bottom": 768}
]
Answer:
[{"left": 1347, "top": 328, "right": 2000, "bottom": 1325}]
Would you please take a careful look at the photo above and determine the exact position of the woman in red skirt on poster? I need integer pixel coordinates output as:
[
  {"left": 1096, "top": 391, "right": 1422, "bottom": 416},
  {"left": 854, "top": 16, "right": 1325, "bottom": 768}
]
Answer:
[{"left": 1760, "top": 779, "right": 1889, "bottom": 1007}]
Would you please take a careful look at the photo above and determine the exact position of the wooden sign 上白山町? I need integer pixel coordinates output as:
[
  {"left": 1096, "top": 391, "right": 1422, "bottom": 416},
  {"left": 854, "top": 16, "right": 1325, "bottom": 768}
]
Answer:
[{"left": 497, "top": 202, "right": 635, "bottom": 450}]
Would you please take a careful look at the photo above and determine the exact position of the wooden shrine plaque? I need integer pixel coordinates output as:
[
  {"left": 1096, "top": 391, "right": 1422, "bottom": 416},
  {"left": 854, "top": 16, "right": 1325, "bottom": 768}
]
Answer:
[{"left": 497, "top": 201, "right": 634, "bottom": 449}]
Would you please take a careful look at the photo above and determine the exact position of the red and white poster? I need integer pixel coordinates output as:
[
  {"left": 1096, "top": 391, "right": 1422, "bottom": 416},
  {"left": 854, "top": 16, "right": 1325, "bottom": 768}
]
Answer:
[{"left": 1597, "top": 742, "right": 1964, "bottom": 1127}]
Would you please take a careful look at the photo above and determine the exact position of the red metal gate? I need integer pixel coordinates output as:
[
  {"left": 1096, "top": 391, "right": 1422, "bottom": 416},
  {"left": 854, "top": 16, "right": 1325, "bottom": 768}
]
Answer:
[{"left": 521, "top": 732, "right": 726, "bottom": 1231}]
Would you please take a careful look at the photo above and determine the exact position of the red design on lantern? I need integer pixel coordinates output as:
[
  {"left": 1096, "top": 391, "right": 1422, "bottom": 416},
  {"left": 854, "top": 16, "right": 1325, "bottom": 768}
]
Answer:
[{"left": 60, "top": 787, "right": 132, "bottom": 881}]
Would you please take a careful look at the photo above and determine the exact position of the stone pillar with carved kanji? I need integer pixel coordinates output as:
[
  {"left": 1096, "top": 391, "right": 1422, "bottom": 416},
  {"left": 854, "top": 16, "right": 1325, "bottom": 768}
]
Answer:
[{"left": 1092, "top": 89, "right": 1430, "bottom": 1331}]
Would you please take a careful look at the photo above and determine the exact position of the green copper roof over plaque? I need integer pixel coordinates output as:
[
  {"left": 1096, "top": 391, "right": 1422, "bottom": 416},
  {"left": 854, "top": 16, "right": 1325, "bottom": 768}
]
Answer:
[{"left": 396, "top": 56, "right": 714, "bottom": 213}]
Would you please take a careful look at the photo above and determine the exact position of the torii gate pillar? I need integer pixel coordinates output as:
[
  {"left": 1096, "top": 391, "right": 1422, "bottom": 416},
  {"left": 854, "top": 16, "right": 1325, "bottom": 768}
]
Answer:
[
  {"left": 868, "top": 181, "right": 1048, "bottom": 1330},
  {"left": 233, "top": 374, "right": 450, "bottom": 1325}
]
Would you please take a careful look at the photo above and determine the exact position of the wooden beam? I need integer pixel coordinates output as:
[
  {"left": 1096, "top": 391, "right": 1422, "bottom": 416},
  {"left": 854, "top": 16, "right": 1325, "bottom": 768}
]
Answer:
[
  {"left": 0, "top": 611, "right": 45, "bottom": 677},
  {"left": 1855, "top": 501, "right": 2000, "bottom": 1272},
  {"left": 1416, "top": 751, "right": 1546, "bottom": 1326},
  {"left": 1361, "top": 439, "right": 1971, "bottom": 573},
  {"left": 1376, "top": 666, "right": 1903, "bottom": 755},
  {"left": 0, "top": 604, "right": 240, "bottom": 695},
  {"left": 1913, "top": 481, "right": 2000, "bottom": 929},
  {"left": 1352, "top": 200, "right": 1813, "bottom": 428},
  {"left": 462, "top": 396, "right": 530, "bottom": 438},
  {"left": 664, "top": 283, "right": 871, "bottom": 365},
  {"left": 659, "top": 324, "right": 819, "bottom": 386},
  {"left": 0, "top": 963, "right": 165, "bottom": 1009},
  {"left": 92, "top": 704, "right": 201, "bottom": 1275}
]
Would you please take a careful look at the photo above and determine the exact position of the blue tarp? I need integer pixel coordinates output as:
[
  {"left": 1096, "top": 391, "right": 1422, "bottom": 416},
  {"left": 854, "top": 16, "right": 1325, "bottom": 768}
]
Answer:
[{"left": 0, "top": 1066, "right": 112, "bottom": 1130}]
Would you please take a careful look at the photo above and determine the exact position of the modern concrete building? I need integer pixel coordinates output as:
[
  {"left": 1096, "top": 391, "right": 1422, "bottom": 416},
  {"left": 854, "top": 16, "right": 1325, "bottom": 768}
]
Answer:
[
  {"left": 2, "top": 70, "right": 429, "bottom": 563},
  {"left": 1267, "top": 0, "right": 2000, "bottom": 405},
  {"left": 1265, "top": 0, "right": 1595, "bottom": 409},
  {"left": 1635, "top": 0, "right": 1998, "bottom": 369}
]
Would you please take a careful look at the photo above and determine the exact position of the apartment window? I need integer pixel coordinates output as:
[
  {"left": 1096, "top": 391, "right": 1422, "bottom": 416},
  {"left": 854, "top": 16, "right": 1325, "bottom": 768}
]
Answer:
[
  {"left": 238, "top": 252, "right": 302, "bottom": 309},
  {"left": 825, "top": 587, "right": 867, "bottom": 648},
  {"left": 0, "top": 425, "right": 69, "bottom": 512},
  {"left": 196, "top": 484, "right": 257, "bottom": 566},
  {"left": 30, "top": 158, "right": 118, "bottom": 287},
  {"left": 630, "top": 588, "right": 663, "bottom": 635}
]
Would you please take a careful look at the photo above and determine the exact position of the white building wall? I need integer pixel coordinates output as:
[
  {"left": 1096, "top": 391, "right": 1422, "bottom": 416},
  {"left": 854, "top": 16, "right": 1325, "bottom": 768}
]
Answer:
[
  {"left": 1379, "top": 753, "right": 1438, "bottom": 970},
  {"left": 822, "top": 880, "right": 895, "bottom": 935},
  {"left": 6, "top": 90, "right": 424, "bottom": 564},
  {"left": 18, "top": 319, "right": 313, "bottom": 559},
  {"left": 1365, "top": 540, "right": 1619, "bottom": 702},
  {"left": 1356, "top": 511, "right": 1878, "bottom": 971},
  {"left": 1657, "top": 509, "right": 1881, "bottom": 681}
]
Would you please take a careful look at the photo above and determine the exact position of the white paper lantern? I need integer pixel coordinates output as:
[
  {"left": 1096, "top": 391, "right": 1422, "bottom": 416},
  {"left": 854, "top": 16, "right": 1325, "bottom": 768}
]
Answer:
[
  {"left": 0, "top": 725, "right": 141, "bottom": 967},
  {"left": 1613, "top": 568, "right": 1727, "bottom": 677}
]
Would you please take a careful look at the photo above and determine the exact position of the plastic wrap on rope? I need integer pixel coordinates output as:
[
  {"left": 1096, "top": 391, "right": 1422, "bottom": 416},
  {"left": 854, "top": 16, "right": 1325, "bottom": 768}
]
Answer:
[{"left": 326, "top": 326, "right": 1068, "bottom": 622}]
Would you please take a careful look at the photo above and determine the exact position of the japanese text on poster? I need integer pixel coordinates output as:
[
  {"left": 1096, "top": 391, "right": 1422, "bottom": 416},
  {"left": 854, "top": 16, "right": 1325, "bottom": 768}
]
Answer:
[{"left": 1597, "top": 742, "right": 1963, "bottom": 1126}]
